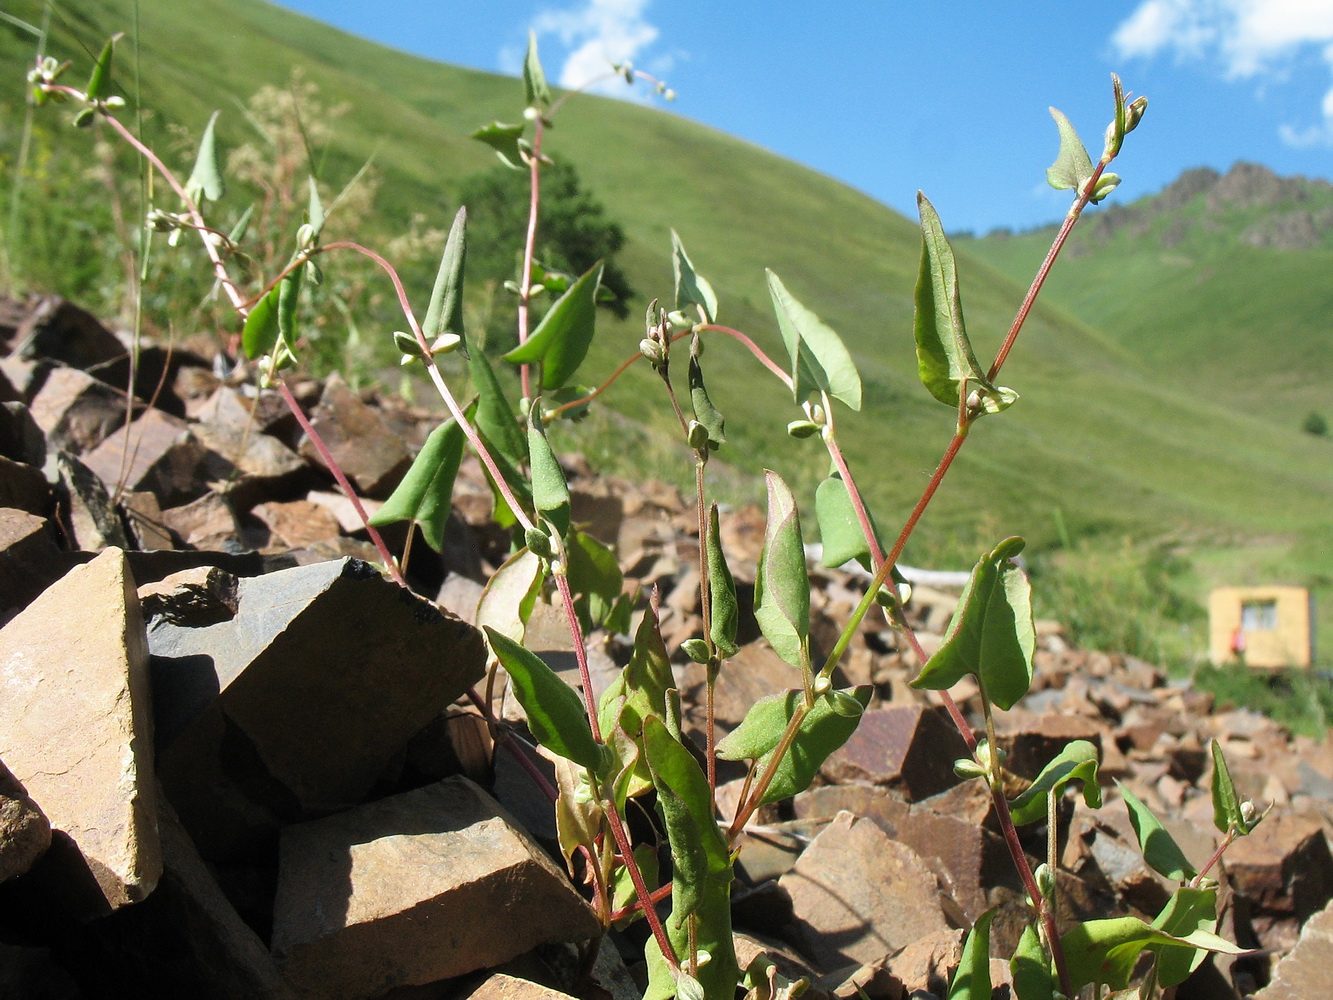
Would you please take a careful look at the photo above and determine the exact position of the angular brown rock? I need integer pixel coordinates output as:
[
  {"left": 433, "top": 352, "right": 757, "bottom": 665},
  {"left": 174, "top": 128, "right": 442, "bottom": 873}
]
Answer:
[
  {"left": 271, "top": 777, "right": 601, "bottom": 1000},
  {"left": 82, "top": 407, "right": 208, "bottom": 507},
  {"left": 779, "top": 811, "right": 948, "bottom": 974},
  {"left": 28, "top": 364, "right": 129, "bottom": 455},
  {"left": 1254, "top": 895, "right": 1333, "bottom": 999},
  {"left": 150, "top": 557, "right": 487, "bottom": 813},
  {"left": 0, "top": 508, "right": 71, "bottom": 626},
  {"left": 0, "top": 548, "right": 160, "bottom": 913},
  {"left": 298, "top": 373, "right": 411, "bottom": 498},
  {"left": 820, "top": 704, "right": 967, "bottom": 801}
]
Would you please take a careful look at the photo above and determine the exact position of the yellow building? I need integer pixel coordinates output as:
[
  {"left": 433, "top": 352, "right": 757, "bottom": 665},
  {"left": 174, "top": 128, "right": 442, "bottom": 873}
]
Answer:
[{"left": 1208, "top": 586, "right": 1314, "bottom": 668}]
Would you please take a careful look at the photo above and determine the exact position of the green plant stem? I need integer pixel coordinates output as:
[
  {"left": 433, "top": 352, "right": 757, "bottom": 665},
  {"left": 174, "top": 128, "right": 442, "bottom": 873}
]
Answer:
[
  {"left": 694, "top": 461, "right": 719, "bottom": 794},
  {"left": 516, "top": 117, "right": 545, "bottom": 402}
]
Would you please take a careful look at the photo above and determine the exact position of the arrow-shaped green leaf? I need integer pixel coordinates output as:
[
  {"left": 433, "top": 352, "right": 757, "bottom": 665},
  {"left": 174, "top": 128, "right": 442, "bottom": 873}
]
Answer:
[
  {"left": 186, "top": 110, "right": 224, "bottom": 203},
  {"left": 423, "top": 207, "right": 468, "bottom": 356},
  {"left": 910, "top": 536, "right": 1035, "bottom": 710},
  {"left": 1046, "top": 107, "right": 1094, "bottom": 193},
  {"left": 767, "top": 270, "right": 861, "bottom": 411},
  {"left": 671, "top": 229, "right": 717, "bottom": 323},
  {"left": 947, "top": 909, "right": 995, "bottom": 1000},
  {"left": 1009, "top": 740, "right": 1101, "bottom": 825},
  {"left": 368, "top": 412, "right": 467, "bottom": 553},
  {"left": 471, "top": 121, "right": 527, "bottom": 170},
  {"left": 486, "top": 626, "right": 602, "bottom": 772},
  {"left": 504, "top": 261, "right": 603, "bottom": 390},
  {"left": 1119, "top": 783, "right": 1197, "bottom": 882}
]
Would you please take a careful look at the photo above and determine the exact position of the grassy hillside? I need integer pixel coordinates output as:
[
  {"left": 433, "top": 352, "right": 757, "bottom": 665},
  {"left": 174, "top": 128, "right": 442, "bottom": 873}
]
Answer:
[
  {"left": 3, "top": 0, "right": 1330, "bottom": 655},
  {"left": 960, "top": 164, "right": 1333, "bottom": 429}
]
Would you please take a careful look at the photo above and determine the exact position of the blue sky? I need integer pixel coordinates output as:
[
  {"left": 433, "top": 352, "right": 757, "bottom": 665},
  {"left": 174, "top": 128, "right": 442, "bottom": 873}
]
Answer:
[{"left": 272, "top": 0, "right": 1333, "bottom": 234}]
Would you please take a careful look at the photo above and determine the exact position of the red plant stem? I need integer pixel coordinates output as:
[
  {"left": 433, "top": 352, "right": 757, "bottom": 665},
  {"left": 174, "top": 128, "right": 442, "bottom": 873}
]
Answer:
[
  {"left": 727, "top": 699, "right": 809, "bottom": 841},
  {"left": 609, "top": 882, "right": 674, "bottom": 923},
  {"left": 466, "top": 688, "right": 558, "bottom": 803},
  {"left": 275, "top": 380, "right": 405, "bottom": 586},
  {"left": 992, "top": 781, "right": 1075, "bottom": 996},
  {"left": 823, "top": 425, "right": 885, "bottom": 568},
  {"left": 988, "top": 161, "right": 1107, "bottom": 384},
  {"left": 516, "top": 118, "right": 545, "bottom": 402},
  {"left": 603, "top": 805, "right": 679, "bottom": 973},
  {"left": 696, "top": 323, "right": 793, "bottom": 389},
  {"left": 92, "top": 104, "right": 246, "bottom": 312},
  {"left": 80, "top": 101, "right": 425, "bottom": 591},
  {"left": 554, "top": 571, "right": 603, "bottom": 743},
  {"left": 318, "top": 240, "right": 537, "bottom": 535},
  {"left": 1192, "top": 829, "right": 1238, "bottom": 887},
  {"left": 544, "top": 349, "right": 643, "bottom": 421}
]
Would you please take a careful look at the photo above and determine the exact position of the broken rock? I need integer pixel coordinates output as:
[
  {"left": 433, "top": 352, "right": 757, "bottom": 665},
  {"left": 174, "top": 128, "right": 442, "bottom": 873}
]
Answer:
[
  {"left": 271, "top": 776, "right": 600, "bottom": 1000},
  {"left": 150, "top": 556, "right": 486, "bottom": 813},
  {"left": 0, "top": 548, "right": 160, "bottom": 913},
  {"left": 779, "top": 810, "right": 948, "bottom": 974},
  {"left": 0, "top": 758, "right": 51, "bottom": 883},
  {"left": 820, "top": 704, "right": 967, "bottom": 801},
  {"left": 298, "top": 373, "right": 411, "bottom": 498}
]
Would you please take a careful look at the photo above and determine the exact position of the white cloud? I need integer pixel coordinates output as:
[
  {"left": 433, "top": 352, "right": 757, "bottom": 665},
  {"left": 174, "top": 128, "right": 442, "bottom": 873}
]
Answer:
[
  {"left": 520, "top": 0, "right": 667, "bottom": 102},
  {"left": 1112, "top": 0, "right": 1333, "bottom": 145}
]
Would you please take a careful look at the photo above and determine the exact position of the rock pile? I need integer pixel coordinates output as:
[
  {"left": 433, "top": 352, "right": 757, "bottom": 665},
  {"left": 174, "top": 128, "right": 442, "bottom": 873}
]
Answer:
[{"left": 2, "top": 295, "right": 1331, "bottom": 999}]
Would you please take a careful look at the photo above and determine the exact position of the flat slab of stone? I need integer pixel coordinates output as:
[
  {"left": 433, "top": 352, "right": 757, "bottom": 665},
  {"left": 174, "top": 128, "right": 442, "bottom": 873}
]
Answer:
[
  {"left": 820, "top": 704, "right": 967, "bottom": 801},
  {"left": 271, "top": 776, "right": 600, "bottom": 1000},
  {"left": 150, "top": 557, "right": 486, "bottom": 811},
  {"left": 779, "top": 810, "right": 948, "bottom": 974},
  {"left": 0, "top": 548, "right": 160, "bottom": 913}
]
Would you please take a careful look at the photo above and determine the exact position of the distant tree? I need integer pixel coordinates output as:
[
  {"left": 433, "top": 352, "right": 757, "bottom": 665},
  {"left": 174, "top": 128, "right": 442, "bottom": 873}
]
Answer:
[
  {"left": 455, "top": 159, "right": 635, "bottom": 336},
  {"left": 1303, "top": 411, "right": 1328, "bottom": 436}
]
